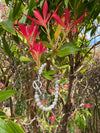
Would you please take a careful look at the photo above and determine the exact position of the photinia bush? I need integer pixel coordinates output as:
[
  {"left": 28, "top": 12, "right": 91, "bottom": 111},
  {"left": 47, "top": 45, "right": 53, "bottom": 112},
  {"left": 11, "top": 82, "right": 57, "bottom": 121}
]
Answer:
[
  {"left": 14, "top": 1, "right": 86, "bottom": 69},
  {"left": 0, "top": 0, "right": 99, "bottom": 133}
]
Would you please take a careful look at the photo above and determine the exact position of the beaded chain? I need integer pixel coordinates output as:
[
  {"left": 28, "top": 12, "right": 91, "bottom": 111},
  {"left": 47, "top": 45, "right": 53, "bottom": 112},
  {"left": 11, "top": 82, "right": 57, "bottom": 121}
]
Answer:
[{"left": 32, "top": 63, "right": 59, "bottom": 111}]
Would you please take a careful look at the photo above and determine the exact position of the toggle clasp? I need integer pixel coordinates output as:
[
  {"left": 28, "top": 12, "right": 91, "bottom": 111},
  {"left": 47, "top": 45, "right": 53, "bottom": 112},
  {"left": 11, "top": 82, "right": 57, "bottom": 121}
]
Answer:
[{"left": 32, "top": 80, "right": 42, "bottom": 95}]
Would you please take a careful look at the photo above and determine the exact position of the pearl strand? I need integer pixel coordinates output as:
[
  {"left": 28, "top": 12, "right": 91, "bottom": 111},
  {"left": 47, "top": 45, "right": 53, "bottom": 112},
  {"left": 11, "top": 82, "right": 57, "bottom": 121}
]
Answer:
[
  {"left": 34, "top": 84, "right": 59, "bottom": 111},
  {"left": 33, "top": 63, "right": 59, "bottom": 111},
  {"left": 39, "top": 63, "right": 54, "bottom": 75}
]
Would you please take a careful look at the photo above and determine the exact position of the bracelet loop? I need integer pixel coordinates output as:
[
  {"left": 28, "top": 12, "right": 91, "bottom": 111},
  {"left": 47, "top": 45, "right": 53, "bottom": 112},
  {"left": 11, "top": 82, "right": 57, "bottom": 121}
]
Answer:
[{"left": 32, "top": 63, "right": 59, "bottom": 111}]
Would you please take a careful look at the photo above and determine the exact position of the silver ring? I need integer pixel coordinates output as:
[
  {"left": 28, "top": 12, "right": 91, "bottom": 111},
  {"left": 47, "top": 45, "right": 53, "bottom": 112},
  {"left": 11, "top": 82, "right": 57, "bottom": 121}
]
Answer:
[{"left": 32, "top": 80, "right": 42, "bottom": 90}]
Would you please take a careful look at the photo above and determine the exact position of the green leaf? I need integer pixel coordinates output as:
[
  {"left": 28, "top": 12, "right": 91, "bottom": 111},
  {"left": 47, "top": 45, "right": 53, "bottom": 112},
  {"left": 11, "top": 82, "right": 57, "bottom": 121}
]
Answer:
[
  {"left": 29, "top": 0, "right": 36, "bottom": 11},
  {"left": 11, "top": 44, "right": 18, "bottom": 52},
  {"left": 90, "top": 59, "right": 95, "bottom": 64},
  {"left": 2, "top": 36, "right": 12, "bottom": 58},
  {"left": 68, "top": 122, "right": 75, "bottom": 133},
  {"left": 60, "top": 65, "right": 69, "bottom": 69},
  {"left": 56, "top": 43, "right": 80, "bottom": 57},
  {"left": 0, "top": 90, "right": 19, "bottom": 101},
  {"left": 33, "top": 66, "right": 38, "bottom": 70},
  {"left": 20, "top": 8, "right": 29, "bottom": 24},
  {"left": 3, "top": 86, "right": 12, "bottom": 91},
  {"left": 0, "top": 118, "right": 13, "bottom": 133},
  {"left": 12, "top": 2, "right": 22, "bottom": 19},
  {"left": 8, "top": 120, "right": 24, "bottom": 133},
  {"left": 60, "top": 78, "right": 67, "bottom": 84},
  {"left": 75, "top": 113, "right": 86, "bottom": 131},
  {"left": 46, "top": 43, "right": 52, "bottom": 49},
  {"left": 1, "top": 19, "right": 16, "bottom": 35},
  {"left": 0, "top": 110, "right": 6, "bottom": 119},
  {"left": 80, "top": 68, "right": 87, "bottom": 74},
  {"left": 64, "top": 0, "right": 69, "bottom": 7},
  {"left": 20, "top": 56, "right": 32, "bottom": 61},
  {"left": 42, "top": 70, "right": 54, "bottom": 80},
  {"left": 85, "top": 110, "right": 92, "bottom": 117},
  {"left": 43, "top": 74, "right": 52, "bottom": 80},
  {"left": 47, "top": 112, "right": 50, "bottom": 118},
  {"left": 97, "top": 16, "right": 100, "bottom": 23},
  {"left": 46, "top": 70, "right": 54, "bottom": 75}
]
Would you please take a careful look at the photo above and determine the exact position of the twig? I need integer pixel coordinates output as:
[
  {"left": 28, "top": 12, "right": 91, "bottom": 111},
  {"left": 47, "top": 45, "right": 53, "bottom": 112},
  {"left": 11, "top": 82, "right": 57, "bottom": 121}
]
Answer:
[
  {"left": 46, "top": 57, "right": 51, "bottom": 94},
  {"left": 23, "top": 118, "right": 36, "bottom": 126}
]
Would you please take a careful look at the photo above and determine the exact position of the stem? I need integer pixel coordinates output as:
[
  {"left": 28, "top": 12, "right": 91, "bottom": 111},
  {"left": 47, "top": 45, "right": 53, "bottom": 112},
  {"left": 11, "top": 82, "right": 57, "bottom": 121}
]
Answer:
[
  {"left": 10, "top": 97, "right": 15, "bottom": 117},
  {"left": 55, "top": 31, "right": 68, "bottom": 51},
  {"left": 55, "top": 37, "right": 60, "bottom": 50},
  {"left": 29, "top": 63, "right": 38, "bottom": 133},
  {"left": 60, "top": 32, "right": 74, "bottom": 133},
  {"left": 46, "top": 58, "right": 51, "bottom": 94},
  {"left": 45, "top": 26, "right": 54, "bottom": 50}
]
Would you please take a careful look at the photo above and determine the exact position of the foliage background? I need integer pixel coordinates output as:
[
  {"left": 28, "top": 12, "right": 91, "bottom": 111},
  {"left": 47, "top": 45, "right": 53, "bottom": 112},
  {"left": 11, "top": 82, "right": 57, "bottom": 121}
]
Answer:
[{"left": 0, "top": 0, "right": 100, "bottom": 133}]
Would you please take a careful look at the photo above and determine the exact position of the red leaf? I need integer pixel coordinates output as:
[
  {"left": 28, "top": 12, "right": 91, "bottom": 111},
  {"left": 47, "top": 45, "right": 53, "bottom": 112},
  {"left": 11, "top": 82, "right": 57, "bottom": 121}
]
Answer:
[
  {"left": 18, "top": 23, "right": 27, "bottom": 38},
  {"left": 84, "top": 104, "right": 92, "bottom": 108},
  {"left": 14, "top": 26, "right": 22, "bottom": 35},
  {"left": 43, "top": 1, "right": 48, "bottom": 19},
  {"left": 33, "top": 9, "right": 44, "bottom": 24},
  {"left": 52, "top": 14, "right": 65, "bottom": 27},
  {"left": 65, "top": 8, "right": 71, "bottom": 27},
  {"left": 39, "top": 41, "right": 43, "bottom": 53},
  {"left": 26, "top": 24, "right": 30, "bottom": 35},
  {"left": 23, "top": 13, "right": 35, "bottom": 22},
  {"left": 71, "top": 13, "right": 86, "bottom": 27},
  {"left": 39, "top": 42, "right": 46, "bottom": 54},
  {"left": 49, "top": 117, "right": 55, "bottom": 122},
  {"left": 23, "top": 13, "right": 41, "bottom": 25},
  {"left": 33, "top": 41, "right": 38, "bottom": 52},
  {"left": 46, "top": 12, "right": 51, "bottom": 23},
  {"left": 33, "top": 25, "right": 39, "bottom": 40},
  {"left": 30, "top": 21, "right": 34, "bottom": 35}
]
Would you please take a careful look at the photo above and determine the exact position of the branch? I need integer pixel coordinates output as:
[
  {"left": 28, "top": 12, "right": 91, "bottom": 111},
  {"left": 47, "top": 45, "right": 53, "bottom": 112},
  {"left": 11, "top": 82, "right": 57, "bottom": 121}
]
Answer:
[
  {"left": 75, "top": 41, "right": 100, "bottom": 71},
  {"left": 89, "top": 34, "right": 100, "bottom": 42},
  {"left": 87, "top": 41, "right": 100, "bottom": 53},
  {"left": 46, "top": 57, "right": 51, "bottom": 94}
]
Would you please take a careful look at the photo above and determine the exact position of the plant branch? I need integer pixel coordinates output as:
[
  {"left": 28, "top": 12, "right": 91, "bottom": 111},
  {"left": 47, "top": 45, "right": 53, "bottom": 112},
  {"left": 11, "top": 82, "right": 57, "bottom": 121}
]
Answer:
[{"left": 46, "top": 57, "right": 51, "bottom": 94}]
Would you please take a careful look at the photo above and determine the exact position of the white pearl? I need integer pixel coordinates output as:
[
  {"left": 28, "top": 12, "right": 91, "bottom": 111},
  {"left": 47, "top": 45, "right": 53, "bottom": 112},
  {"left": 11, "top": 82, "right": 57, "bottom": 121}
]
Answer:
[
  {"left": 55, "top": 88, "right": 58, "bottom": 91},
  {"left": 45, "top": 108, "right": 48, "bottom": 111},
  {"left": 50, "top": 104, "right": 54, "bottom": 108},
  {"left": 39, "top": 105, "right": 43, "bottom": 109},
  {"left": 55, "top": 87, "right": 59, "bottom": 90},
  {"left": 42, "top": 107, "right": 46, "bottom": 111},
  {"left": 53, "top": 101, "right": 56, "bottom": 106},
  {"left": 50, "top": 65, "right": 54, "bottom": 70},
  {"left": 55, "top": 91, "right": 59, "bottom": 95},
  {"left": 39, "top": 71, "right": 42, "bottom": 75},
  {"left": 55, "top": 83, "right": 58, "bottom": 86},
  {"left": 35, "top": 98, "right": 40, "bottom": 102},
  {"left": 37, "top": 102, "right": 41, "bottom": 106},
  {"left": 55, "top": 94, "right": 58, "bottom": 98},
  {"left": 35, "top": 94, "right": 39, "bottom": 98},
  {"left": 54, "top": 98, "right": 58, "bottom": 102},
  {"left": 47, "top": 107, "right": 52, "bottom": 110},
  {"left": 55, "top": 81, "right": 58, "bottom": 84}
]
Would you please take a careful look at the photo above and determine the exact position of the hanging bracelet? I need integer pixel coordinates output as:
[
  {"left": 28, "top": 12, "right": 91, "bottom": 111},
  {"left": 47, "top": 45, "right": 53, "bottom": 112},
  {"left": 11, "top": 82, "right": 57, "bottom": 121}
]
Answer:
[{"left": 32, "top": 63, "right": 59, "bottom": 111}]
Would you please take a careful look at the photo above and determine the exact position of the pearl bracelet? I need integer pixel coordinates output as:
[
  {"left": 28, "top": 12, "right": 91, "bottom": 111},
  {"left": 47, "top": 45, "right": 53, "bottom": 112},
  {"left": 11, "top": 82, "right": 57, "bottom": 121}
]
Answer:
[{"left": 32, "top": 63, "right": 59, "bottom": 111}]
